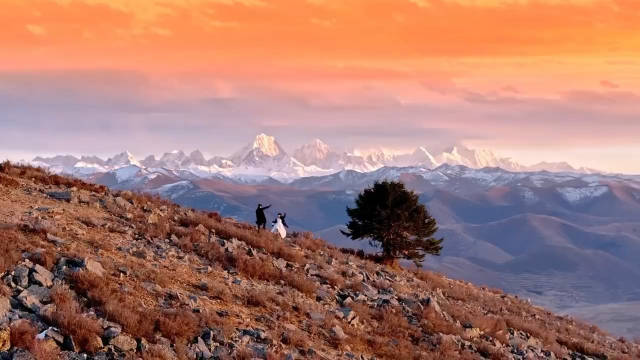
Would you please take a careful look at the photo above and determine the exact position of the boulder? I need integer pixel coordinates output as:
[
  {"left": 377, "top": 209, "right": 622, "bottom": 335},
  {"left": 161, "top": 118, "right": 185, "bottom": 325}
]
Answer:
[
  {"left": 114, "top": 197, "right": 132, "bottom": 210},
  {"left": 17, "top": 285, "right": 51, "bottom": 313},
  {"left": 11, "top": 349, "right": 35, "bottom": 360},
  {"left": 47, "top": 191, "right": 72, "bottom": 202},
  {"left": 30, "top": 264, "right": 54, "bottom": 288},
  {"left": 12, "top": 265, "right": 30, "bottom": 288},
  {"left": 110, "top": 334, "right": 136, "bottom": 352},
  {"left": 194, "top": 337, "right": 212, "bottom": 358},
  {"left": 46, "top": 233, "right": 66, "bottom": 247},
  {"left": 103, "top": 326, "right": 121, "bottom": 341},
  {"left": 336, "top": 307, "right": 358, "bottom": 324},
  {"left": 83, "top": 258, "right": 105, "bottom": 277},
  {"left": 330, "top": 325, "right": 347, "bottom": 341}
]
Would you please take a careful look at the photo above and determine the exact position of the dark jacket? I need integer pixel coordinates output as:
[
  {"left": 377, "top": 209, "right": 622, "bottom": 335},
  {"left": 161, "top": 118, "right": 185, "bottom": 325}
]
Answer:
[{"left": 256, "top": 205, "right": 270, "bottom": 224}]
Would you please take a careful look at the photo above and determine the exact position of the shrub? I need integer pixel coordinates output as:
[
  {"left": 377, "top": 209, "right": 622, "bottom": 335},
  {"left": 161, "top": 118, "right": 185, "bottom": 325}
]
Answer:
[
  {"left": 48, "top": 286, "right": 104, "bottom": 353},
  {"left": 0, "top": 229, "right": 22, "bottom": 273}
]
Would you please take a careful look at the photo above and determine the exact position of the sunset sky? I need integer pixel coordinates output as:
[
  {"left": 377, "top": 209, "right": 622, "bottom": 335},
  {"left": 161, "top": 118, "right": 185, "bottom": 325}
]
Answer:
[{"left": 1, "top": 0, "right": 640, "bottom": 172}]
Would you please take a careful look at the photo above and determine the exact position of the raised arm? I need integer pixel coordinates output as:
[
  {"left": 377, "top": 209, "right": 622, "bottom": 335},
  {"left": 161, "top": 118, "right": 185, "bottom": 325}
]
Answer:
[{"left": 264, "top": 204, "right": 271, "bottom": 210}]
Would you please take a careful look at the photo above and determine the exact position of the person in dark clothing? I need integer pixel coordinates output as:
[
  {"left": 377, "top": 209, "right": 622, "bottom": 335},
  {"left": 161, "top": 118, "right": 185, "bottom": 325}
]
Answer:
[{"left": 255, "top": 203, "right": 271, "bottom": 230}]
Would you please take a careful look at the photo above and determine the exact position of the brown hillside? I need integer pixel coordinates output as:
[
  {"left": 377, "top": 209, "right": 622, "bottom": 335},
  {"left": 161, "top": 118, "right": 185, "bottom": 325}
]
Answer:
[{"left": 0, "top": 162, "right": 638, "bottom": 360}]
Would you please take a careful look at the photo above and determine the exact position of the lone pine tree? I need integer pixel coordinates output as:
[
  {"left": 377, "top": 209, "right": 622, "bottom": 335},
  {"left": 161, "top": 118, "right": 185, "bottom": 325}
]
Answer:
[{"left": 342, "top": 180, "right": 443, "bottom": 266}]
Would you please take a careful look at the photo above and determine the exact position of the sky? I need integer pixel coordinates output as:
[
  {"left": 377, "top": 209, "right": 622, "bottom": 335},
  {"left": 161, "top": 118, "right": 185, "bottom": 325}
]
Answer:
[{"left": 1, "top": 0, "right": 640, "bottom": 173}]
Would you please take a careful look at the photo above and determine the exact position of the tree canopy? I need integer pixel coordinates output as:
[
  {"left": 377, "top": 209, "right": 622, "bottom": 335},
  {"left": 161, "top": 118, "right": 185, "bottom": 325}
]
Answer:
[{"left": 342, "top": 180, "right": 443, "bottom": 266}]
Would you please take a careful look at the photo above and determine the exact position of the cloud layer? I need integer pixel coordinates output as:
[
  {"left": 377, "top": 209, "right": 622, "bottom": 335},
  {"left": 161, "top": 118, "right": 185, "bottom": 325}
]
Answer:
[{"left": 1, "top": 0, "right": 640, "bottom": 172}]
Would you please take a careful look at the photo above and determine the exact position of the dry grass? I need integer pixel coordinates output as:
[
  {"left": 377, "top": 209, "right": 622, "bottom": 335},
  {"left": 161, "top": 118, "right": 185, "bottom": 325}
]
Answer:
[
  {"left": 282, "top": 273, "right": 317, "bottom": 296},
  {"left": 421, "top": 306, "right": 462, "bottom": 336},
  {"left": 0, "top": 161, "right": 107, "bottom": 194},
  {"left": 10, "top": 320, "right": 61, "bottom": 360},
  {"left": 48, "top": 286, "right": 104, "bottom": 353},
  {"left": 0, "top": 229, "right": 22, "bottom": 274},
  {"left": 292, "top": 232, "right": 326, "bottom": 252},
  {"left": 0, "top": 173, "right": 20, "bottom": 188},
  {"left": 413, "top": 269, "right": 449, "bottom": 290}
]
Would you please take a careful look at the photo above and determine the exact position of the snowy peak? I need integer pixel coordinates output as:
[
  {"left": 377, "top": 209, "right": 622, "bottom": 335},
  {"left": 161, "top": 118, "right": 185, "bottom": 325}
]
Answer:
[
  {"left": 106, "top": 151, "right": 140, "bottom": 168},
  {"left": 293, "top": 139, "right": 338, "bottom": 168},
  {"left": 231, "top": 133, "right": 288, "bottom": 166},
  {"left": 249, "top": 133, "right": 283, "bottom": 157}
]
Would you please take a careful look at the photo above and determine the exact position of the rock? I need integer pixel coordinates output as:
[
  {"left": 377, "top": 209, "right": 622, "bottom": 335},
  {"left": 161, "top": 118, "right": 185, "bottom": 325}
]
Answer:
[
  {"left": 195, "top": 224, "right": 208, "bottom": 235},
  {"left": 330, "top": 325, "right": 347, "bottom": 340},
  {"left": 421, "top": 297, "right": 443, "bottom": 317},
  {"left": 110, "top": 334, "right": 136, "bottom": 352},
  {"left": 62, "top": 335, "right": 77, "bottom": 352},
  {"left": 12, "top": 265, "right": 30, "bottom": 288},
  {"left": 36, "top": 327, "right": 65, "bottom": 344},
  {"left": 197, "top": 281, "right": 209, "bottom": 291},
  {"left": 308, "top": 312, "right": 325, "bottom": 322},
  {"left": 0, "top": 326, "right": 10, "bottom": 351},
  {"left": 194, "top": 337, "right": 212, "bottom": 358},
  {"left": 17, "top": 285, "right": 51, "bottom": 313},
  {"left": 104, "top": 326, "right": 121, "bottom": 341},
  {"left": 30, "top": 264, "right": 54, "bottom": 288},
  {"left": 83, "top": 258, "right": 105, "bottom": 277},
  {"left": 46, "top": 233, "right": 66, "bottom": 246},
  {"left": 273, "top": 258, "right": 287, "bottom": 271},
  {"left": 114, "top": 197, "right": 132, "bottom": 210},
  {"left": 147, "top": 213, "right": 159, "bottom": 225},
  {"left": 142, "top": 282, "right": 163, "bottom": 293},
  {"left": 462, "top": 327, "right": 481, "bottom": 340},
  {"left": 336, "top": 307, "right": 358, "bottom": 324},
  {"left": 11, "top": 349, "right": 35, "bottom": 360},
  {"left": 47, "top": 191, "right": 72, "bottom": 202}
]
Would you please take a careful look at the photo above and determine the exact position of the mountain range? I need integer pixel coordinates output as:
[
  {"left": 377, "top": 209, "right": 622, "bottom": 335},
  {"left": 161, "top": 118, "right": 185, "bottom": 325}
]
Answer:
[
  {"left": 24, "top": 134, "right": 640, "bottom": 337},
  {"left": 31, "top": 133, "right": 599, "bottom": 183}
]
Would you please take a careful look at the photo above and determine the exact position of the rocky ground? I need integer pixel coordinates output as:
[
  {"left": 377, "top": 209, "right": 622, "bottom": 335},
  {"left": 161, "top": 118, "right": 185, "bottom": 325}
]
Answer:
[{"left": 0, "top": 162, "right": 639, "bottom": 360}]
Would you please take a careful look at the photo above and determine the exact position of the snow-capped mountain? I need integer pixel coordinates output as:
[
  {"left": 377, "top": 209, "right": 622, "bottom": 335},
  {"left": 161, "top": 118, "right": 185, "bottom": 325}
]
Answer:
[
  {"left": 105, "top": 151, "right": 140, "bottom": 168},
  {"left": 29, "top": 133, "right": 607, "bottom": 183}
]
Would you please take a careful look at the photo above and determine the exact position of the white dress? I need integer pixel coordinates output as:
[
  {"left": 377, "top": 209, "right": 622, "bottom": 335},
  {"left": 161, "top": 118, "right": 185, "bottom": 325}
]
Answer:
[{"left": 271, "top": 217, "right": 287, "bottom": 239}]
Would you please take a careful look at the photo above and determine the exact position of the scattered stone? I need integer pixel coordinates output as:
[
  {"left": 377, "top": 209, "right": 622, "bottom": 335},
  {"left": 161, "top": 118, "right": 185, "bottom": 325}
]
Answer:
[
  {"left": 103, "top": 327, "right": 121, "bottom": 341},
  {"left": 83, "top": 258, "right": 105, "bottom": 277},
  {"left": 46, "top": 233, "right": 66, "bottom": 246},
  {"left": 47, "top": 191, "right": 72, "bottom": 202},
  {"left": 12, "top": 265, "right": 30, "bottom": 288},
  {"left": 17, "top": 285, "right": 51, "bottom": 313},
  {"left": 197, "top": 281, "right": 209, "bottom": 291},
  {"left": 330, "top": 325, "right": 347, "bottom": 340},
  {"left": 62, "top": 335, "right": 77, "bottom": 352},
  {"left": 336, "top": 307, "right": 358, "bottom": 324},
  {"left": 30, "top": 264, "right": 54, "bottom": 288},
  {"left": 308, "top": 312, "right": 325, "bottom": 322},
  {"left": 110, "top": 334, "right": 136, "bottom": 352},
  {"left": 11, "top": 349, "right": 35, "bottom": 360},
  {"left": 114, "top": 197, "right": 132, "bottom": 210},
  {"left": 194, "top": 337, "right": 212, "bottom": 358}
]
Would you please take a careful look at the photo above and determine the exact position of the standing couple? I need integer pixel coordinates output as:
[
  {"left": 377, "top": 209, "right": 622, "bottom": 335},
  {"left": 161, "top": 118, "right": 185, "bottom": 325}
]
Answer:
[{"left": 255, "top": 204, "right": 288, "bottom": 239}]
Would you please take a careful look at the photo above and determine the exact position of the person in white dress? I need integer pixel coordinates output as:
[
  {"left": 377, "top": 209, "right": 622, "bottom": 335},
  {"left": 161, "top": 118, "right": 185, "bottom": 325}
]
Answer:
[{"left": 271, "top": 212, "right": 288, "bottom": 239}]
